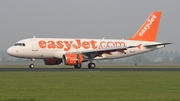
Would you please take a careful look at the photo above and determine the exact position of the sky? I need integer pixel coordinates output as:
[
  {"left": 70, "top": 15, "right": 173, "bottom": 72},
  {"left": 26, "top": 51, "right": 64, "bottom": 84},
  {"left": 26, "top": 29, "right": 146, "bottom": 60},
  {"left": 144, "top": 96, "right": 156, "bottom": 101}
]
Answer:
[{"left": 0, "top": 0, "right": 180, "bottom": 52}]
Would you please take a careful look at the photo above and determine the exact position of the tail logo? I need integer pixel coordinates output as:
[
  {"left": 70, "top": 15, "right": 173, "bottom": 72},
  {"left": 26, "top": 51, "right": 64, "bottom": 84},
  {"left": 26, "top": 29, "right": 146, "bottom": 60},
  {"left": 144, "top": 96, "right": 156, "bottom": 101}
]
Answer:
[{"left": 139, "top": 14, "right": 157, "bottom": 37}]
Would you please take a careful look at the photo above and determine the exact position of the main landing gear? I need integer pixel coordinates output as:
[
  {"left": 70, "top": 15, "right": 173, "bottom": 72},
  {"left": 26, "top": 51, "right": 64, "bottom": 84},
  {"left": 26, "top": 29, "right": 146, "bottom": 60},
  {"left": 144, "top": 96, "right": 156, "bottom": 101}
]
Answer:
[
  {"left": 88, "top": 59, "right": 96, "bottom": 69},
  {"left": 74, "top": 62, "right": 96, "bottom": 69},
  {"left": 29, "top": 58, "right": 35, "bottom": 69},
  {"left": 74, "top": 64, "right": 82, "bottom": 69},
  {"left": 88, "top": 63, "right": 96, "bottom": 69}
]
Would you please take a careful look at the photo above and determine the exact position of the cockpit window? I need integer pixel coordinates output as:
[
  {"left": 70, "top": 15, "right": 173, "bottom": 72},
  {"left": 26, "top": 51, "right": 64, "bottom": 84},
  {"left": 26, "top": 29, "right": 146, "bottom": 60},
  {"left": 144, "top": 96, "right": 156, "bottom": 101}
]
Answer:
[{"left": 14, "top": 43, "right": 25, "bottom": 46}]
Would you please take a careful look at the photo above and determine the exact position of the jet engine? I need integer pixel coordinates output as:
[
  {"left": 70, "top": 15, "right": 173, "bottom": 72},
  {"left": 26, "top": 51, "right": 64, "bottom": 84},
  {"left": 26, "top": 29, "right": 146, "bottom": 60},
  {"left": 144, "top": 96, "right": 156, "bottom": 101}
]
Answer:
[{"left": 63, "top": 54, "right": 83, "bottom": 65}]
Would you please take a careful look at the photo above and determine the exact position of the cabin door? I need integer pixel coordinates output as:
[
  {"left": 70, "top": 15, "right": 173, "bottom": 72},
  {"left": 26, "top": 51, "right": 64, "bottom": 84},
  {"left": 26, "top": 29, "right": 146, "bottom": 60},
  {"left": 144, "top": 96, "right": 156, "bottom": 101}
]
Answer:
[{"left": 32, "top": 39, "right": 38, "bottom": 51}]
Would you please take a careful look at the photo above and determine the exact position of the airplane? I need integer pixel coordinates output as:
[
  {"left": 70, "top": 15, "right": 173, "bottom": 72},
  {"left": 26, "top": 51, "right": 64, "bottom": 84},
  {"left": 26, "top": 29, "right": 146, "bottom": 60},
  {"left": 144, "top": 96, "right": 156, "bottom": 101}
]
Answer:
[{"left": 7, "top": 11, "right": 171, "bottom": 69}]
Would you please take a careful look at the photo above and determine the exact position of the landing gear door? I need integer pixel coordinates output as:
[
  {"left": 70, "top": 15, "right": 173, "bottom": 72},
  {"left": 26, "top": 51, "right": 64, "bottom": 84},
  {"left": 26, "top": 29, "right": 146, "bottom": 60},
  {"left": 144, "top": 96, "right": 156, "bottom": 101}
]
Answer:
[{"left": 32, "top": 40, "right": 38, "bottom": 51}]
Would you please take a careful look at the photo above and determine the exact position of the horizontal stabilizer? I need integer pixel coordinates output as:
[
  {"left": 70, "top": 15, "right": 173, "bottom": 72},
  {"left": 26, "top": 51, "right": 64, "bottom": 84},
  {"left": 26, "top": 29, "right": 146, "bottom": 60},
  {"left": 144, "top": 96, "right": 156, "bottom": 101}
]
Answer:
[{"left": 144, "top": 43, "right": 172, "bottom": 48}]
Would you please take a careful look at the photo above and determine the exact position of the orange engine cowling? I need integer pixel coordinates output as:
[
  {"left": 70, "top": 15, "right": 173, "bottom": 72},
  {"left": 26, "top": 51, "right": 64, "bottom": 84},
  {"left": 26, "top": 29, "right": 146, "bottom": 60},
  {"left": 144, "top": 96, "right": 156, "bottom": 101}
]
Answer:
[
  {"left": 63, "top": 54, "right": 83, "bottom": 65},
  {"left": 44, "top": 58, "right": 62, "bottom": 65}
]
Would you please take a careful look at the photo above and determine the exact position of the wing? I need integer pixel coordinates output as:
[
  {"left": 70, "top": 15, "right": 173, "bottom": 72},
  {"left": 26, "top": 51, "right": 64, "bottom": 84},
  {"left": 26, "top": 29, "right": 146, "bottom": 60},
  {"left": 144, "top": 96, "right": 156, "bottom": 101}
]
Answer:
[{"left": 67, "top": 46, "right": 136, "bottom": 58}]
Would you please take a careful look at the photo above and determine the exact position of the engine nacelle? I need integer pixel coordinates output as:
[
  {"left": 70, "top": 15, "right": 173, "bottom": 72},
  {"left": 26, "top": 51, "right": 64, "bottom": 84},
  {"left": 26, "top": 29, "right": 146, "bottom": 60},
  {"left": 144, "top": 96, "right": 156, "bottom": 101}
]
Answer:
[
  {"left": 63, "top": 54, "right": 83, "bottom": 65},
  {"left": 44, "top": 58, "right": 62, "bottom": 65}
]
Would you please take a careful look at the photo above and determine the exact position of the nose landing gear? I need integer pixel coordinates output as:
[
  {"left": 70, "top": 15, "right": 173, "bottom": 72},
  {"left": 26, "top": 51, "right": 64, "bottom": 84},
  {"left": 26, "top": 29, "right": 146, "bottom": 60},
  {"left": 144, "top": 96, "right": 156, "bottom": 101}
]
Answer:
[
  {"left": 29, "top": 64, "right": 35, "bottom": 69},
  {"left": 29, "top": 58, "right": 35, "bottom": 69}
]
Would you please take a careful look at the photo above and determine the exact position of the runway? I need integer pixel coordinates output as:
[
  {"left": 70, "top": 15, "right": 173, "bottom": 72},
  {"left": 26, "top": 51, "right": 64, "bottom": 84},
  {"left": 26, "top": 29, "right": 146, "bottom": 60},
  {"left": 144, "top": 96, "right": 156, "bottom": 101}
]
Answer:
[{"left": 0, "top": 68, "right": 180, "bottom": 72}]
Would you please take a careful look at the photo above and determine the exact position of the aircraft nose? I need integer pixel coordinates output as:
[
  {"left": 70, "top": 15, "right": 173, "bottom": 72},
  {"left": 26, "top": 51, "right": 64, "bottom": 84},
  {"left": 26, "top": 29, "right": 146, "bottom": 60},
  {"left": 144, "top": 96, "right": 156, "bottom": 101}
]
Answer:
[{"left": 7, "top": 47, "right": 16, "bottom": 56}]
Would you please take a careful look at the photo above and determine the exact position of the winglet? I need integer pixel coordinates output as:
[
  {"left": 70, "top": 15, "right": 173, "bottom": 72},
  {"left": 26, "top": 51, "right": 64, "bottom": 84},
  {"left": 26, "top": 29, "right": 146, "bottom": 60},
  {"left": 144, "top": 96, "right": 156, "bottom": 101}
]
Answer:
[
  {"left": 137, "top": 44, "right": 142, "bottom": 49},
  {"left": 129, "top": 12, "right": 162, "bottom": 42}
]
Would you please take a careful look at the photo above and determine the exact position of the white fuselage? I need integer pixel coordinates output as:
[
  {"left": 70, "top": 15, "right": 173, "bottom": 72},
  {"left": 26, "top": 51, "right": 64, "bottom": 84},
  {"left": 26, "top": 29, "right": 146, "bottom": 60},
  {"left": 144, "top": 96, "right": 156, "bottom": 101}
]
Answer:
[{"left": 7, "top": 38, "right": 163, "bottom": 60}]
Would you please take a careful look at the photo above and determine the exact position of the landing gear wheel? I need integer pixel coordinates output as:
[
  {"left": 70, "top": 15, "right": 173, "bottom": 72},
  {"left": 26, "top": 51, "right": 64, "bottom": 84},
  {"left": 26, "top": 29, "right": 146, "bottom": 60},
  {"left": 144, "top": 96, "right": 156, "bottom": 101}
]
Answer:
[
  {"left": 74, "top": 64, "right": 82, "bottom": 69},
  {"left": 88, "top": 63, "right": 96, "bottom": 69},
  {"left": 29, "top": 58, "right": 35, "bottom": 69},
  {"left": 29, "top": 64, "right": 35, "bottom": 69}
]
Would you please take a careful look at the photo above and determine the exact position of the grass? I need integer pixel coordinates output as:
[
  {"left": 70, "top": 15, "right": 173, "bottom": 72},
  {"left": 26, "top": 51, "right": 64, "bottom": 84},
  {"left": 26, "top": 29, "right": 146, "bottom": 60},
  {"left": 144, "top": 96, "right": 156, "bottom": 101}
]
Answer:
[{"left": 0, "top": 71, "right": 180, "bottom": 101}]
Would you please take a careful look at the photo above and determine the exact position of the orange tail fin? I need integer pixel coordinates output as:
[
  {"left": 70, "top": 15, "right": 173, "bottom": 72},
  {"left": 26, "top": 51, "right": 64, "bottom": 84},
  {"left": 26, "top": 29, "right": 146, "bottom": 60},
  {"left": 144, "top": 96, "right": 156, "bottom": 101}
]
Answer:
[{"left": 129, "top": 12, "right": 162, "bottom": 41}]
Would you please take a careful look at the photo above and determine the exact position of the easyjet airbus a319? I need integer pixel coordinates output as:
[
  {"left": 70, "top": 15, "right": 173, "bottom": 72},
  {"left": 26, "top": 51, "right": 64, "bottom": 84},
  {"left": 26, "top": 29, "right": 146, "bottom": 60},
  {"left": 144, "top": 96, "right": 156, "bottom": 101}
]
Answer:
[{"left": 7, "top": 12, "right": 171, "bottom": 69}]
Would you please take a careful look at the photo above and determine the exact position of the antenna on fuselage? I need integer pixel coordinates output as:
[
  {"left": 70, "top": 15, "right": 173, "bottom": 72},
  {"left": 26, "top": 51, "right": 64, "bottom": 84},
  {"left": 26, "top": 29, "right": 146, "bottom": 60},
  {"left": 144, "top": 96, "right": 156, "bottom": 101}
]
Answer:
[
  {"left": 33, "top": 36, "right": 36, "bottom": 38},
  {"left": 103, "top": 37, "right": 105, "bottom": 40}
]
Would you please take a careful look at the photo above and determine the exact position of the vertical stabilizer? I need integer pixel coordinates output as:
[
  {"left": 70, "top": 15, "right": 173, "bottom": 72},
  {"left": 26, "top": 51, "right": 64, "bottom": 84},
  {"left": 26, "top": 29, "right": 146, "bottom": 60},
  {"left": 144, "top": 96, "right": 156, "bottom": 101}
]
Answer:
[{"left": 129, "top": 12, "right": 162, "bottom": 41}]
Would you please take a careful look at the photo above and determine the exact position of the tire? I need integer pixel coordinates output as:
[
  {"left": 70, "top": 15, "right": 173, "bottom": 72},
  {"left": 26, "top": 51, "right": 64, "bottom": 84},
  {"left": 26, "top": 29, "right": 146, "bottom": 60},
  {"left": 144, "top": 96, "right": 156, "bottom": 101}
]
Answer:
[
  {"left": 74, "top": 64, "right": 82, "bottom": 69},
  {"left": 88, "top": 63, "right": 96, "bottom": 69},
  {"left": 29, "top": 64, "right": 35, "bottom": 69}
]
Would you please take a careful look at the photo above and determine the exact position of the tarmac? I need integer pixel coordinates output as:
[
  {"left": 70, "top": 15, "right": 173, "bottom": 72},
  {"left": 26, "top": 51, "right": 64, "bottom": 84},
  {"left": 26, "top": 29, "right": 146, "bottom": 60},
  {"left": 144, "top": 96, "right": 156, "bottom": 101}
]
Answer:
[{"left": 0, "top": 68, "right": 180, "bottom": 72}]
